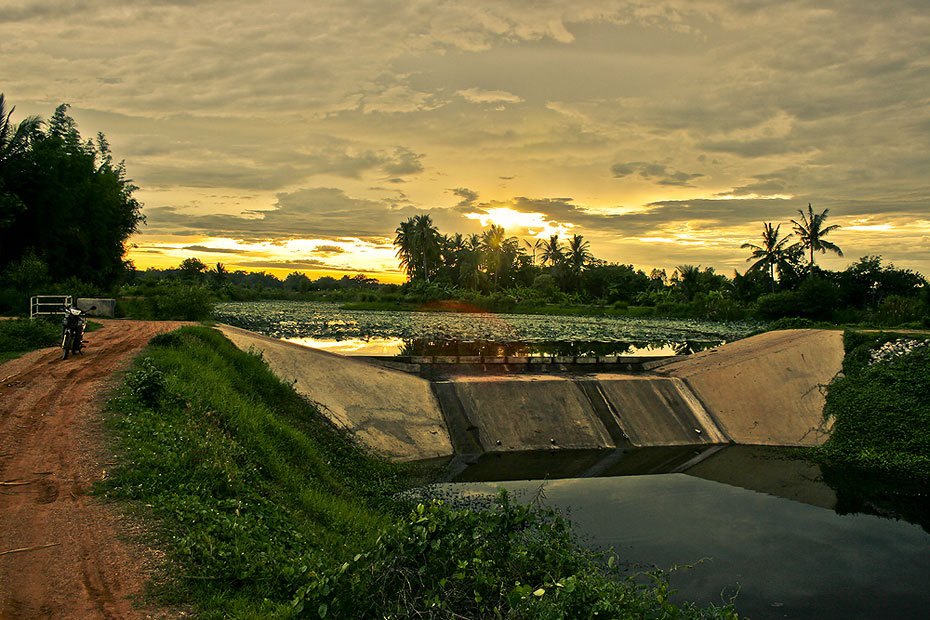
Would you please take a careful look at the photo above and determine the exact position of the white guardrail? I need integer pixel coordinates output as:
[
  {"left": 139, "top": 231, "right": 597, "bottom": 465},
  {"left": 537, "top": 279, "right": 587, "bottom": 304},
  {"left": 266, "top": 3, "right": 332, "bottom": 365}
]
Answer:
[{"left": 30, "top": 295, "right": 72, "bottom": 319}]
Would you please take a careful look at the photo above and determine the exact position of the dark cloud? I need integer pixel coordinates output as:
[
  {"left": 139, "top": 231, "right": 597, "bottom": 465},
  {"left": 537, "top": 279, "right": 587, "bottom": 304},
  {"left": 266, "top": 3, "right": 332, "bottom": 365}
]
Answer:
[
  {"left": 236, "top": 259, "right": 373, "bottom": 273},
  {"left": 311, "top": 245, "right": 345, "bottom": 254},
  {"left": 181, "top": 245, "right": 254, "bottom": 254},
  {"left": 697, "top": 137, "right": 814, "bottom": 158},
  {"left": 381, "top": 147, "right": 424, "bottom": 176},
  {"left": 610, "top": 162, "right": 704, "bottom": 187},
  {"left": 144, "top": 187, "right": 420, "bottom": 242},
  {"left": 451, "top": 187, "right": 479, "bottom": 209}
]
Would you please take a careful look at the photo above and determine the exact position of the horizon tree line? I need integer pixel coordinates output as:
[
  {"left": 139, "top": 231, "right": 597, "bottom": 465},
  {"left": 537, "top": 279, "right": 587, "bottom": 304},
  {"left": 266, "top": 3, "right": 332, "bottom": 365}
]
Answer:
[{"left": 392, "top": 214, "right": 599, "bottom": 292}]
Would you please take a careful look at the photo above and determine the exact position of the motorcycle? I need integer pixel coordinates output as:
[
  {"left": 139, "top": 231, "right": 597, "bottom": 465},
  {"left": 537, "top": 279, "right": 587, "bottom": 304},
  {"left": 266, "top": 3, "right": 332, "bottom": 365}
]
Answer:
[{"left": 60, "top": 305, "right": 94, "bottom": 360}]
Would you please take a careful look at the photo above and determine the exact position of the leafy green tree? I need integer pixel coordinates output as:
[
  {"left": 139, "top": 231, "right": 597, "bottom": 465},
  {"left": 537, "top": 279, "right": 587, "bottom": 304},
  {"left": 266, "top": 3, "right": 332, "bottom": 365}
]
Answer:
[
  {"left": 0, "top": 98, "right": 144, "bottom": 285},
  {"left": 0, "top": 95, "right": 40, "bottom": 233},
  {"left": 741, "top": 222, "right": 798, "bottom": 292},
  {"left": 209, "top": 262, "right": 229, "bottom": 286},
  {"left": 791, "top": 204, "right": 843, "bottom": 268},
  {"left": 178, "top": 257, "right": 208, "bottom": 282}
]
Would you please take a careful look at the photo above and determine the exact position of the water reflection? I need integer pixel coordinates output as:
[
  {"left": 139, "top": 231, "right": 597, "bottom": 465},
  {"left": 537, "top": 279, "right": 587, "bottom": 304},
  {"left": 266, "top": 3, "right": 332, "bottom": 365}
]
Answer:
[
  {"left": 418, "top": 474, "right": 930, "bottom": 620},
  {"left": 283, "top": 336, "right": 723, "bottom": 358}
]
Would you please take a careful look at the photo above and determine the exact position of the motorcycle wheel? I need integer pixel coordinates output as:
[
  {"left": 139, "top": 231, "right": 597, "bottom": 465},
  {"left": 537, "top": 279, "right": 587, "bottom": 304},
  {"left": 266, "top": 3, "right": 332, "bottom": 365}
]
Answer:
[{"left": 62, "top": 333, "right": 72, "bottom": 360}]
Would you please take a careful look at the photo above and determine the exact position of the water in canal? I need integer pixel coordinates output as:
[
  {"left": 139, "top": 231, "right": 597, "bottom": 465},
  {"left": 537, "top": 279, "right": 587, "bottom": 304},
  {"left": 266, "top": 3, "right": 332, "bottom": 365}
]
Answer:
[
  {"left": 413, "top": 448, "right": 930, "bottom": 620},
  {"left": 215, "top": 302, "right": 929, "bottom": 618}
]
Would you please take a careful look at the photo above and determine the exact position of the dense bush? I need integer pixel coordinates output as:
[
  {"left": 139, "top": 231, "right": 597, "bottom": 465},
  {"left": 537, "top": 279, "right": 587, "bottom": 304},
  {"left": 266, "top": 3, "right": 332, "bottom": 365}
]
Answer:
[
  {"left": 117, "top": 281, "right": 215, "bottom": 320},
  {"left": 816, "top": 331, "right": 930, "bottom": 484},
  {"left": 0, "top": 317, "right": 60, "bottom": 358}
]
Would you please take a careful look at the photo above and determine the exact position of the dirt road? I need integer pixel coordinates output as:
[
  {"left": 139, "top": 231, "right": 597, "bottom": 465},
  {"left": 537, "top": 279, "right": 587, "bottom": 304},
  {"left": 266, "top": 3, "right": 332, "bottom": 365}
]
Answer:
[{"left": 0, "top": 320, "right": 188, "bottom": 620}]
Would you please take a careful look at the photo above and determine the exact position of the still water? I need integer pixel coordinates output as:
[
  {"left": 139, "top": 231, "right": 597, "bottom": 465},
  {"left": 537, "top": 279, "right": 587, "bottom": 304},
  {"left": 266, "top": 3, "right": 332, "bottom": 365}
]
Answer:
[
  {"left": 214, "top": 300, "right": 757, "bottom": 357},
  {"left": 417, "top": 464, "right": 930, "bottom": 620}
]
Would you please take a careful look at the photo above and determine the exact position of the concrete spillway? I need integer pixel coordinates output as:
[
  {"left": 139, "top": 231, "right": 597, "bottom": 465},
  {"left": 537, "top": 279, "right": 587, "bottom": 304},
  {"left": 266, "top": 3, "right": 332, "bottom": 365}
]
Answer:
[{"left": 216, "top": 325, "right": 843, "bottom": 467}]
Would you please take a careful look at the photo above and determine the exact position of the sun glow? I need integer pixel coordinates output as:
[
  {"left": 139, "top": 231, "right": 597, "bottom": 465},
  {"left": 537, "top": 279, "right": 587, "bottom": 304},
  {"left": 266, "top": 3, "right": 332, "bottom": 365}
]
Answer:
[
  {"left": 128, "top": 236, "right": 406, "bottom": 282},
  {"left": 464, "top": 207, "right": 573, "bottom": 237}
]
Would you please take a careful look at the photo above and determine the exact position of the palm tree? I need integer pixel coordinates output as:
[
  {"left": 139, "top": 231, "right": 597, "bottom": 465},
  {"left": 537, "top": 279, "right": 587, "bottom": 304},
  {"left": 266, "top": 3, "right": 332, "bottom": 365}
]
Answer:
[
  {"left": 412, "top": 213, "right": 441, "bottom": 282},
  {"left": 480, "top": 224, "right": 507, "bottom": 289},
  {"left": 674, "top": 264, "right": 702, "bottom": 302},
  {"left": 0, "top": 94, "right": 40, "bottom": 166},
  {"left": 741, "top": 222, "right": 795, "bottom": 292},
  {"left": 393, "top": 218, "right": 417, "bottom": 280},
  {"left": 791, "top": 204, "right": 843, "bottom": 268},
  {"left": 523, "top": 238, "right": 543, "bottom": 265},
  {"left": 566, "top": 234, "right": 592, "bottom": 277},
  {"left": 540, "top": 234, "right": 564, "bottom": 267},
  {"left": 210, "top": 262, "right": 228, "bottom": 286}
]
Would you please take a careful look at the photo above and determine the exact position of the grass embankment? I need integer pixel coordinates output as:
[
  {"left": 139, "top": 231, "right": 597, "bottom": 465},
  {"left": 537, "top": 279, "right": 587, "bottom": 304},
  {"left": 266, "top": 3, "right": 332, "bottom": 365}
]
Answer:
[
  {"left": 101, "top": 326, "right": 738, "bottom": 619},
  {"left": 814, "top": 330, "right": 930, "bottom": 489}
]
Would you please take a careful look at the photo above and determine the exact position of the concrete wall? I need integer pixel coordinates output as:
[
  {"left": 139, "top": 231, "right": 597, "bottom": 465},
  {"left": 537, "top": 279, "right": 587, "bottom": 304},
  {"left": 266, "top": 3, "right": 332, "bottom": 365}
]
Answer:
[
  {"left": 216, "top": 325, "right": 453, "bottom": 462},
  {"left": 217, "top": 325, "right": 845, "bottom": 465},
  {"left": 651, "top": 329, "right": 843, "bottom": 446},
  {"left": 76, "top": 298, "right": 116, "bottom": 317}
]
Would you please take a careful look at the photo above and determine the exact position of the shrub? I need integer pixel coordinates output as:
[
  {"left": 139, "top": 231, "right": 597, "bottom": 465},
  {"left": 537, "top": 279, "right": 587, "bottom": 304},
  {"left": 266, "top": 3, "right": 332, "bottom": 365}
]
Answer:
[
  {"left": 873, "top": 295, "right": 923, "bottom": 326},
  {"left": 292, "top": 495, "right": 739, "bottom": 620},
  {"left": 117, "top": 281, "right": 215, "bottom": 320},
  {"left": 815, "top": 330, "right": 930, "bottom": 484},
  {"left": 755, "top": 291, "right": 801, "bottom": 319},
  {"left": 0, "top": 317, "right": 60, "bottom": 354},
  {"left": 767, "top": 317, "right": 817, "bottom": 330}
]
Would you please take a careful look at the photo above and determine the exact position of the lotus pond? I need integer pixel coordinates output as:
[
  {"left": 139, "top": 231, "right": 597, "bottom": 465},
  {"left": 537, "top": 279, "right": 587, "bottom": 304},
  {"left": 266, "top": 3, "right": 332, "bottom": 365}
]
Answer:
[{"left": 213, "top": 300, "right": 760, "bottom": 356}]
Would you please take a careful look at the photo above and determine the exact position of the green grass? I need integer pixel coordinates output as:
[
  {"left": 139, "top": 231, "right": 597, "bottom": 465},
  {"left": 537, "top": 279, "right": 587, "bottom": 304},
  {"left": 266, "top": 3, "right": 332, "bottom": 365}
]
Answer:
[
  {"left": 100, "top": 326, "right": 739, "bottom": 619},
  {"left": 0, "top": 317, "right": 61, "bottom": 362},
  {"left": 0, "top": 318, "right": 105, "bottom": 363}
]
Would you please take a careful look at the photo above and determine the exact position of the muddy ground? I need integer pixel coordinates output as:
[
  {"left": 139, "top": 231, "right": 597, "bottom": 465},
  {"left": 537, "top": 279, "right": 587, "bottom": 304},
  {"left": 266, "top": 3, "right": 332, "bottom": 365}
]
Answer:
[{"left": 0, "top": 320, "right": 189, "bottom": 620}]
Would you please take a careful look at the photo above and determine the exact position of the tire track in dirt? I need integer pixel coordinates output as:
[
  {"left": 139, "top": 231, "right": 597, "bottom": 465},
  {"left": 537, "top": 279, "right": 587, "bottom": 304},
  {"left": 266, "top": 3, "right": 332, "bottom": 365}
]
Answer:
[{"left": 0, "top": 319, "right": 189, "bottom": 620}]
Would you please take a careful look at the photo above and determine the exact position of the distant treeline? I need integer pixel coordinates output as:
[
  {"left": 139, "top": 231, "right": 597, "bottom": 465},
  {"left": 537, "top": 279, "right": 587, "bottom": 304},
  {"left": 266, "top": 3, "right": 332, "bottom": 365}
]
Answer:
[{"left": 83, "top": 249, "right": 926, "bottom": 326}]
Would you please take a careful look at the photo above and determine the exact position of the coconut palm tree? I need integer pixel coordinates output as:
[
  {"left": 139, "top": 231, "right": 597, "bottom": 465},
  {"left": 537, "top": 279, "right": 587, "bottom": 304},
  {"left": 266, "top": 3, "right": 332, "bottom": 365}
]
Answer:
[
  {"left": 393, "top": 218, "right": 417, "bottom": 280},
  {"left": 540, "top": 234, "right": 564, "bottom": 267},
  {"left": 791, "top": 204, "right": 843, "bottom": 268},
  {"left": 741, "top": 222, "right": 796, "bottom": 291},
  {"left": 566, "top": 234, "right": 592, "bottom": 276},
  {"left": 523, "top": 238, "right": 543, "bottom": 265},
  {"left": 412, "top": 213, "right": 441, "bottom": 282},
  {"left": 480, "top": 224, "right": 507, "bottom": 288}
]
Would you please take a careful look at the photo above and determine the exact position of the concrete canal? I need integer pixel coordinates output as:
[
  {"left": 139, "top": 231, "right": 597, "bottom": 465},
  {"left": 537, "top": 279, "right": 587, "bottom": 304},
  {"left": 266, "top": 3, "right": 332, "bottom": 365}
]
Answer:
[{"left": 216, "top": 324, "right": 930, "bottom": 619}]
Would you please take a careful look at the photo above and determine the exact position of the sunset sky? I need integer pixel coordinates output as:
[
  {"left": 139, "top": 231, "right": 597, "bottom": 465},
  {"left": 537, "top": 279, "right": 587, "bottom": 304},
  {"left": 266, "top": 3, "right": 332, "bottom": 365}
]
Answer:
[{"left": 3, "top": 1, "right": 928, "bottom": 283}]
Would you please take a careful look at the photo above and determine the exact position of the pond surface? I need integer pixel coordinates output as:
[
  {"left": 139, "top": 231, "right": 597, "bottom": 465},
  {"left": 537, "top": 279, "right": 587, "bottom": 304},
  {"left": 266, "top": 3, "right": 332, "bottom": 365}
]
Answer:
[
  {"left": 417, "top": 472, "right": 930, "bottom": 620},
  {"left": 214, "top": 300, "right": 758, "bottom": 356}
]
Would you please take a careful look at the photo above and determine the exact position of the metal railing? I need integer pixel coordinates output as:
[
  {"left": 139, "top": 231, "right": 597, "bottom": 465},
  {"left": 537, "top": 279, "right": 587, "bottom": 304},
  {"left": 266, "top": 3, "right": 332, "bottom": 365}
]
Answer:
[{"left": 30, "top": 295, "right": 72, "bottom": 319}]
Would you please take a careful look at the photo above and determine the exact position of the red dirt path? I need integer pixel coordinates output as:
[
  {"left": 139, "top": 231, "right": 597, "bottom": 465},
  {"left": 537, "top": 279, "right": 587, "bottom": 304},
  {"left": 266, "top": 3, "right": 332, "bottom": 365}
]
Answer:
[{"left": 0, "top": 320, "right": 189, "bottom": 620}]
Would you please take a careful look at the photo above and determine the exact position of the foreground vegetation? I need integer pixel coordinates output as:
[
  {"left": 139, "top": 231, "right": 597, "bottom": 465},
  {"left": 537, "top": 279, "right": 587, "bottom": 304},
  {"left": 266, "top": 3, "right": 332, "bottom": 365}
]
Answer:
[
  {"left": 815, "top": 331, "right": 930, "bottom": 486},
  {"left": 0, "top": 316, "right": 60, "bottom": 362},
  {"left": 99, "top": 326, "right": 738, "bottom": 619}
]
